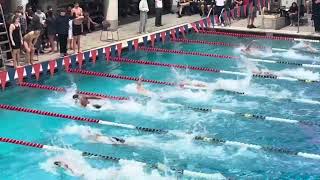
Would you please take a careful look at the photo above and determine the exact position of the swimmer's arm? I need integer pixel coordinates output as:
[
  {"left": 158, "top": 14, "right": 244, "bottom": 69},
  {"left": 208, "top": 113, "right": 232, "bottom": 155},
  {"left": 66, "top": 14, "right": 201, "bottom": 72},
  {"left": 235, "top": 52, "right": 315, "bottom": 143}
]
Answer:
[{"left": 85, "top": 96, "right": 104, "bottom": 100}]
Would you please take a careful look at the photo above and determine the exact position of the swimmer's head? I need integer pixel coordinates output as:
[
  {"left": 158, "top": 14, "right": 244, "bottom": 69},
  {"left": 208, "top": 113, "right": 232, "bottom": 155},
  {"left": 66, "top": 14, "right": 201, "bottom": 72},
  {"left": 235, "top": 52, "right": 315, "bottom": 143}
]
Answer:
[
  {"left": 73, "top": 94, "right": 79, "bottom": 100},
  {"left": 54, "top": 161, "right": 62, "bottom": 166},
  {"left": 137, "top": 76, "right": 143, "bottom": 86}
]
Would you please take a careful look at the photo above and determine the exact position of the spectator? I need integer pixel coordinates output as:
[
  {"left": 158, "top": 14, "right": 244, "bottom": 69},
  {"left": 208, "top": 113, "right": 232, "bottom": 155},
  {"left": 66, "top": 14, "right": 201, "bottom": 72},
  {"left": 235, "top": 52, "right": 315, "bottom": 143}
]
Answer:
[
  {"left": 23, "top": 16, "right": 41, "bottom": 65},
  {"left": 71, "top": 2, "right": 84, "bottom": 53},
  {"left": 56, "top": 9, "right": 70, "bottom": 57},
  {"left": 313, "top": 0, "right": 320, "bottom": 33},
  {"left": 215, "top": 0, "right": 225, "bottom": 26},
  {"left": 46, "top": 10, "right": 56, "bottom": 52},
  {"left": 306, "top": 0, "right": 312, "bottom": 14},
  {"left": 68, "top": 16, "right": 74, "bottom": 51},
  {"left": 288, "top": 2, "right": 298, "bottom": 26},
  {"left": 16, "top": 6, "right": 27, "bottom": 35},
  {"left": 83, "top": 11, "right": 98, "bottom": 33},
  {"left": 9, "top": 16, "right": 23, "bottom": 68},
  {"left": 178, "top": 0, "right": 191, "bottom": 18},
  {"left": 155, "top": 0, "right": 163, "bottom": 27},
  {"left": 139, "top": 0, "right": 149, "bottom": 34},
  {"left": 25, "top": 6, "right": 34, "bottom": 32},
  {"left": 35, "top": 7, "right": 46, "bottom": 26},
  {"left": 247, "top": 0, "right": 257, "bottom": 28}
]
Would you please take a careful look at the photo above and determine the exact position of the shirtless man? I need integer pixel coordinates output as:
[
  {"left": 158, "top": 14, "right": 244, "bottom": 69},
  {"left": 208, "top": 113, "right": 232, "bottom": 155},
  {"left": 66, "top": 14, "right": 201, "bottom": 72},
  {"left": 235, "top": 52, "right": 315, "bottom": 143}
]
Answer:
[
  {"left": 72, "top": 93, "right": 104, "bottom": 109},
  {"left": 86, "top": 129, "right": 126, "bottom": 145},
  {"left": 71, "top": 3, "right": 84, "bottom": 53},
  {"left": 302, "top": 42, "right": 318, "bottom": 53},
  {"left": 179, "top": 79, "right": 208, "bottom": 90},
  {"left": 23, "top": 16, "right": 41, "bottom": 64},
  {"left": 136, "top": 78, "right": 154, "bottom": 96}
]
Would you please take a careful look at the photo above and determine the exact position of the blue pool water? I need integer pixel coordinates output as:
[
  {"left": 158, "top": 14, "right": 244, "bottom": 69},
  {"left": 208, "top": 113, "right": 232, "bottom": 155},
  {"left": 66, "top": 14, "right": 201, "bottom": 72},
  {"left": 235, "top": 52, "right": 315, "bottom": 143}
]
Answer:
[{"left": 0, "top": 32, "right": 320, "bottom": 179}]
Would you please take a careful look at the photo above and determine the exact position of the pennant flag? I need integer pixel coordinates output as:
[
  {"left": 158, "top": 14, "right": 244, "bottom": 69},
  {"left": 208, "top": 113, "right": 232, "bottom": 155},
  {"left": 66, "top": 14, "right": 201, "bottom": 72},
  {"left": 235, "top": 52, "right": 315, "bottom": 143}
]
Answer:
[
  {"left": 91, "top": 49, "right": 97, "bottom": 63},
  {"left": 243, "top": 5, "right": 247, "bottom": 17},
  {"left": 7, "top": 67, "right": 16, "bottom": 83},
  {"left": 223, "top": 11, "right": 227, "bottom": 19},
  {"left": 98, "top": 48, "right": 104, "bottom": 61},
  {"left": 195, "top": 22, "right": 200, "bottom": 30},
  {"left": 111, "top": 45, "right": 116, "bottom": 57},
  {"left": 199, "top": 19, "right": 205, "bottom": 30},
  {"left": 41, "top": 61, "right": 49, "bottom": 75},
  {"left": 105, "top": 47, "right": 111, "bottom": 62},
  {"left": 49, "top": 60, "right": 56, "bottom": 76},
  {"left": 171, "top": 29, "right": 176, "bottom": 39},
  {"left": 211, "top": 15, "right": 215, "bottom": 27},
  {"left": 207, "top": 17, "right": 212, "bottom": 28},
  {"left": 84, "top": 51, "right": 90, "bottom": 65},
  {"left": 179, "top": 26, "right": 185, "bottom": 38},
  {"left": 175, "top": 27, "right": 180, "bottom": 39},
  {"left": 70, "top": 55, "right": 77, "bottom": 69},
  {"left": 156, "top": 33, "right": 161, "bottom": 45},
  {"left": 214, "top": 15, "right": 220, "bottom": 25},
  {"left": 161, "top": 32, "right": 166, "bottom": 44},
  {"left": 237, "top": 7, "right": 241, "bottom": 18},
  {"left": 184, "top": 24, "right": 189, "bottom": 33},
  {"left": 0, "top": 71, "right": 7, "bottom": 90},
  {"left": 143, "top": 36, "right": 148, "bottom": 47},
  {"left": 191, "top": 23, "right": 199, "bottom": 32},
  {"left": 203, "top": 18, "right": 208, "bottom": 28},
  {"left": 56, "top": 58, "right": 63, "bottom": 71},
  {"left": 165, "top": 30, "right": 171, "bottom": 41},
  {"left": 77, "top": 52, "right": 84, "bottom": 68},
  {"left": 231, "top": 9, "right": 235, "bottom": 18},
  {"left": 133, "top": 39, "right": 139, "bottom": 51},
  {"left": 64, "top": 56, "right": 70, "bottom": 72},
  {"left": 127, "top": 40, "right": 133, "bottom": 52},
  {"left": 150, "top": 34, "right": 155, "bottom": 47},
  {"left": 33, "top": 63, "right": 41, "bottom": 80},
  {"left": 16, "top": 67, "right": 24, "bottom": 83},
  {"left": 25, "top": 65, "right": 32, "bottom": 79}
]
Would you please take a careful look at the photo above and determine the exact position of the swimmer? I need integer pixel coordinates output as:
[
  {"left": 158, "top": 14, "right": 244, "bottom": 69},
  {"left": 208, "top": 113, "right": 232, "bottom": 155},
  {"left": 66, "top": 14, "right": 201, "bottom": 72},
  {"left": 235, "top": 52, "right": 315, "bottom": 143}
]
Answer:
[
  {"left": 54, "top": 161, "right": 77, "bottom": 175},
  {"left": 72, "top": 93, "right": 104, "bottom": 109},
  {"left": 302, "top": 42, "right": 317, "bottom": 53},
  {"left": 241, "top": 40, "right": 258, "bottom": 56},
  {"left": 136, "top": 77, "right": 154, "bottom": 97},
  {"left": 86, "top": 129, "right": 126, "bottom": 145},
  {"left": 179, "top": 79, "right": 208, "bottom": 90}
]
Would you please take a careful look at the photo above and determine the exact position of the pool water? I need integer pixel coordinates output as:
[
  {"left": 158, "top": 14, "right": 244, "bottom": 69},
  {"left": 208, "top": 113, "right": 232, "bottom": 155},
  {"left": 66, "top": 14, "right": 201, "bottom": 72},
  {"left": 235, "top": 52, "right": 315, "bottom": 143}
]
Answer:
[{"left": 0, "top": 32, "right": 320, "bottom": 179}]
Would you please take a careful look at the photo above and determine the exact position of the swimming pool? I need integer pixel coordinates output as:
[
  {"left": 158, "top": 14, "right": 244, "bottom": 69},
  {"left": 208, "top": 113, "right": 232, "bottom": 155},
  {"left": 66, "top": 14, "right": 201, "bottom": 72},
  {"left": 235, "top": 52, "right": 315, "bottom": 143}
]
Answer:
[{"left": 0, "top": 27, "right": 320, "bottom": 179}]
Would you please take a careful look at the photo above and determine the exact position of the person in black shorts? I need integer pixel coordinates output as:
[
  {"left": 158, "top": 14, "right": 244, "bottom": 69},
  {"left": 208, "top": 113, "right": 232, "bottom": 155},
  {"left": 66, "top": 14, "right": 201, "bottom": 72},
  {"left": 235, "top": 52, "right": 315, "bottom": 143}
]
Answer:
[
  {"left": 9, "top": 15, "right": 23, "bottom": 68},
  {"left": 247, "top": 0, "right": 257, "bottom": 28}
]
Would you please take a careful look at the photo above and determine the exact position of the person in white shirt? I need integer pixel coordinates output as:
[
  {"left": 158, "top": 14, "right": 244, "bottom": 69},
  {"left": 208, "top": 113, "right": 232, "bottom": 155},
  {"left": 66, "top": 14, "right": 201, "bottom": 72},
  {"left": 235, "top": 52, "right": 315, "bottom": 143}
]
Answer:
[
  {"left": 155, "top": 0, "right": 163, "bottom": 27},
  {"left": 215, "top": 0, "right": 225, "bottom": 26},
  {"left": 139, "top": 0, "right": 149, "bottom": 33},
  {"left": 35, "top": 8, "right": 46, "bottom": 25}
]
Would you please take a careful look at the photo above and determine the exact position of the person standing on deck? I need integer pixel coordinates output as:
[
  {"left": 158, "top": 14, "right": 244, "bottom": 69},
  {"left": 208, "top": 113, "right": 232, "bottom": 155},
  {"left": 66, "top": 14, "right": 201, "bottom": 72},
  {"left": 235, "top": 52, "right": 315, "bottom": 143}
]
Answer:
[
  {"left": 56, "top": 9, "right": 70, "bottom": 57},
  {"left": 139, "top": 0, "right": 149, "bottom": 33},
  {"left": 155, "top": 0, "right": 163, "bottom": 27},
  {"left": 312, "top": 0, "right": 320, "bottom": 33},
  {"left": 71, "top": 2, "right": 84, "bottom": 53},
  {"left": 9, "top": 16, "right": 23, "bottom": 68},
  {"left": 247, "top": 0, "right": 257, "bottom": 28}
]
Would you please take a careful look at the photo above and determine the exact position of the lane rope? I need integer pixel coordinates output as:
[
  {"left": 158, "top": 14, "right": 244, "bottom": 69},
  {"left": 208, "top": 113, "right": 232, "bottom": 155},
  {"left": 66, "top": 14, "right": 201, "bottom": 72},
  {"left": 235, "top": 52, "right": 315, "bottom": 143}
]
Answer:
[
  {"left": 1, "top": 104, "right": 319, "bottom": 160},
  {"left": 0, "top": 137, "right": 224, "bottom": 179},
  {"left": 139, "top": 46, "right": 320, "bottom": 70},
  {"left": 0, "top": 104, "right": 167, "bottom": 134},
  {"left": 187, "top": 107, "right": 320, "bottom": 126},
  {"left": 18, "top": 82, "right": 129, "bottom": 101}
]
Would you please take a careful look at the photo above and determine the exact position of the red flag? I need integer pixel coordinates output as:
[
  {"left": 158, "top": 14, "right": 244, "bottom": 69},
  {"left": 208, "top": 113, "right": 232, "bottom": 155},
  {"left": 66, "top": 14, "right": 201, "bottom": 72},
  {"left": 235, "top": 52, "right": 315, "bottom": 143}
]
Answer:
[
  {"left": 117, "top": 43, "right": 122, "bottom": 57},
  {"left": 33, "top": 63, "right": 41, "bottom": 80},
  {"left": 49, "top": 60, "right": 56, "bottom": 76},
  {"left": 91, "top": 49, "right": 97, "bottom": 64},
  {"left": 231, "top": 9, "right": 235, "bottom": 18},
  {"left": 105, "top": 47, "right": 111, "bottom": 62},
  {"left": 16, "top": 67, "right": 24, "bottom": 83},
  {"left": 160, "top": 32, "right": 166, "bottom": 43},
  {"left": 133, "top": 39, "right": 139, "bottom": 51},
  {"left": 237, "top": 7, "right": 241, "bottom": 17},
  {"left": 150, "top": 34, "right": 155, "bottom": 47},
  {"left": 0, "top": 71, "right": 7, "bottom": 90},
  {"left": 199, "top": 20, "right": 204, "bottom": 30},
  {"left": 77, "top": 53, "right": 83, "bottom": 68},
  {"left": 206, "top": 17, "right": 211, "bottom": 27},
  {"left": 171, "top": 29, "right": 176, "bottom": 39},
  {"left": 64, "top": 56, "right": 70, "bottom": 72},
  {"left": 191, "top": 23, "right": 199, "bottom": 32}
]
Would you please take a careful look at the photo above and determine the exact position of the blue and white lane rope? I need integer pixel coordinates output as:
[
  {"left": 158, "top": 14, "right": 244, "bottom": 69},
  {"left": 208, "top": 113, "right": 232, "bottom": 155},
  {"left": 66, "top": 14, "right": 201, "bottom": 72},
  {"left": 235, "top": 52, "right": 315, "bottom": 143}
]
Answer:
[
  {"left": 0, "top": 137, "right": 225, "bottom": 179},
  {"left": 188, "top": 107, "right": 319, "bottom": 126},
  {"left": 194, "top": 136, "right": 320, "bottom": 160},
  {"left": 246, "top": 57, "right": 320, "bottom": 69}
]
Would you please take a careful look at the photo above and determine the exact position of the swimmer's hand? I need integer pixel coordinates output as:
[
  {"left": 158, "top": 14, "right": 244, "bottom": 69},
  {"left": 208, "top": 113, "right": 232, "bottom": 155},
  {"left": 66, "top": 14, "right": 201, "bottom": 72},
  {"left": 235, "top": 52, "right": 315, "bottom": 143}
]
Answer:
[{"left": 92, "top": 104, "right": 102, "bottom": 109}]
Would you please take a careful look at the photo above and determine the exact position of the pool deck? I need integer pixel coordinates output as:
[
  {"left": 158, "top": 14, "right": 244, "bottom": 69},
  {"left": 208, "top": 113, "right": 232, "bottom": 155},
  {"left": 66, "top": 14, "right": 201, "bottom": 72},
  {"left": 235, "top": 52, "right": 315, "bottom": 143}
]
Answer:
[{"left": 0, "top": 13, "right": 319, "bottom": 72}]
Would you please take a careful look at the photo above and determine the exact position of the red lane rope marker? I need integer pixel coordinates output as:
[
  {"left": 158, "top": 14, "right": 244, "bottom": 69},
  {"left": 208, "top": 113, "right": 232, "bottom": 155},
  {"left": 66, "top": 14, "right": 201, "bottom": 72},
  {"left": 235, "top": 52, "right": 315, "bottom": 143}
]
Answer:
[
  {"left": 18, "top": 82, "right": 129, "bottom": 101},
  {"left": 0, "top": 137, "right": 44, "bottom": 148},
  {"left": 138, "top": 46, "right": 239, "bottom": 59},
  {"left": 0, "top": 104, "right": 167, "bottom": 133},
  {"left": 110, "top": 57, "right": 221, "bottom": 73},
  {"left": 68, "top": 69, "right": 177, "bottom": 86},
  {"left": 171, "top": 38, "right": 265, "bottom": 49},
  {"left": 198, "top": 30, "right": 295, "bottom": 41}
]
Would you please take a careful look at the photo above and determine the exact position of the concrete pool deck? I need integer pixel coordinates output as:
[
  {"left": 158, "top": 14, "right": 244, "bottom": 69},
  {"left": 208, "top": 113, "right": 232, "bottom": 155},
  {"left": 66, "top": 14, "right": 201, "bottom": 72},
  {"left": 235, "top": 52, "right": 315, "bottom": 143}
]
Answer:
[{"left": 0, "top": 13, "right": 319, "bottom": 71}]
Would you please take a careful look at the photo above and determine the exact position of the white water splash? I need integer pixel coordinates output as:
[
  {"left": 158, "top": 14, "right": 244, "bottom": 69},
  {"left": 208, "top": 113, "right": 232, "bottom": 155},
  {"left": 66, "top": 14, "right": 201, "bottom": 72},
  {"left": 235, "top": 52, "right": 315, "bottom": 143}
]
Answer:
[{"left": 275, "top": 68, "right": 320, "bottom": 81}]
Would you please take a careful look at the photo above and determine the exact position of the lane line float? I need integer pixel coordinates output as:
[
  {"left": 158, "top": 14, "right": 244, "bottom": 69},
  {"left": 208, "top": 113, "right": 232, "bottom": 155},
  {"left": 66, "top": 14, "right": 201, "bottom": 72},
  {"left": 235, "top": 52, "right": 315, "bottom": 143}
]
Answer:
[
  {"left": 139, "top": 46, "right": 320, "bottom": 70},
  {"left": 1, "top": 104, "right": 319, "bottom": 160},
  {"left": 0, "top": 137, "right": 225, "bottom": 179}
]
